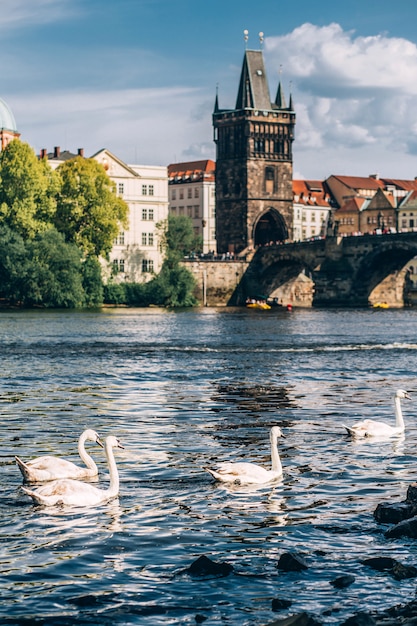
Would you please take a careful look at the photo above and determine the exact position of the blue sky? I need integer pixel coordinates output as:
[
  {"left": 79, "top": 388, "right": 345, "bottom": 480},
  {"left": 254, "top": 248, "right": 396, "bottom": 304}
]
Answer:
[{"left": 2, "top": 0, "right": 417, "bottom": 180}]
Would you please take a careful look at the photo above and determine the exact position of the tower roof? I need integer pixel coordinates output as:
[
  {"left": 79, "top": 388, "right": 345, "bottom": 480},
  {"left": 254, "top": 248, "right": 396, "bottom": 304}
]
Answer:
[
  {"left": 0, "top": 98, "right": 17, "bottom": 132},
  {"left": 235, "top": 50, "right": 272, "bottom": 111}
]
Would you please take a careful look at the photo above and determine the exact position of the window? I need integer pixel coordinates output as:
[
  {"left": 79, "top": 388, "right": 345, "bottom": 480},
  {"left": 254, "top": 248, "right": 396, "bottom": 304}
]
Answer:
[
  {"left": 142, "top": 208, "right": 148, "bottom": 220},
  {"left": 118, "top": 232, "right": 125, "bottom": 245},
  {"left": 194, "top": 188, "right": 199, "bottom": 198},
  {"left": 188, "top": 188, "right": 192, "bottom": 199},
  {"left": 141, "top": 233, "right": 154, "bottom": 246},
  {"left": 149, "top": 208, "right": 154, "bottom": 220},
  {"left": 187, "top": 207, "right": 192, "bottom": 217},
  {"left": 172, "top": 189, "right": 176, "bottom": 200},
  {"left": 142, "top": 259, "right": 154, "bottom": 273},
  {"left": 265, "top": 167, "right": 275, "bottom": 194},
  {"left": 142, "top": 184, "right": 147, "bottom": 195},
  {"left": 179, "top": 189, "right": 184, "bottom": 200},
  {"left": 149, "top": 185, "right": 154, "bottom": 196},
  {"left": 118, "top": 183, "right": 124, "bottom": 195},
  {"left": 112, "top": 259, "right": 125, "bottom": 273},
  {"left": 194, "top": 206, "right": 200, "bottom": 218}
]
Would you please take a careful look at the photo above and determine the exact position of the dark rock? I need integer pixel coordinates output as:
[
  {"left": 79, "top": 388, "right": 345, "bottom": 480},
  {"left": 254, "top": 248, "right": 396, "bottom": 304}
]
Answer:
[
  {"left": 385, "top": 516, "right": 417, "bottom": 539},
  {"left": 340, "top": 612, "right": 376, "bottom": 625},
  {"left": 277, "top": 552, "right": 309, "bottom": 572},
  {"left": 406, "top": 483, "right": 417, "bottom": 502},
  {"left": 361, "top": 557, "right": 397, "bottom": 571},
  {"left": 330, "top": 574, "right": 355, "bottom": 588},
  {"left": 390, "top": 561, "right": 417, "bottom": 580},
  {"left": 185, "top": 555, "right": 233, "bottom": 577},
  {"left": 272, "top": 597, "right": 293, "bottom": 611},
  {"left": 374, "top": 501, "right": 417, "bottom": 524},
  {"left": 265, "top": 612, "right": 322, "bottom": 626}
]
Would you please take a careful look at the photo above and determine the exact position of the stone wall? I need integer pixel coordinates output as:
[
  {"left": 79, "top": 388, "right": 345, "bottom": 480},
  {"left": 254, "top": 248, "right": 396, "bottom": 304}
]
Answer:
[{"left": 182, "top": 260, "right": 249, "bottom": 306}]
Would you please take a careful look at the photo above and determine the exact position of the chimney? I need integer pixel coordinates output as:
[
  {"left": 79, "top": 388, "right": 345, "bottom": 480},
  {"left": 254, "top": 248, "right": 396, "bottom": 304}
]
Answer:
[
  {"left": 369, "top": 173, "right": 380, "bottom": 180},
  {"left": 40, "top": 148, "right": 47, "bottom": 159},
  {"left": 78, "top": 148, "right": 84, "bottom": 157},
  {"left": 54, "top": 146, "right": 60, "bottom": 158}
]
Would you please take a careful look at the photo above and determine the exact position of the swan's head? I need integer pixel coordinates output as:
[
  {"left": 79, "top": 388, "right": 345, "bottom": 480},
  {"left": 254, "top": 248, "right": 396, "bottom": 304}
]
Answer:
[
  {"left": 270, "top": 426, "right": 284, "bottom": 439},
  {"left": 83, "top": 429, "right": 104, "bottom": 447},
  {"left": 395, "top": 389, "right": 411, "bottom": 400},
  {"left": 105, "top": 435, "right": 125, "bottom": 450}
]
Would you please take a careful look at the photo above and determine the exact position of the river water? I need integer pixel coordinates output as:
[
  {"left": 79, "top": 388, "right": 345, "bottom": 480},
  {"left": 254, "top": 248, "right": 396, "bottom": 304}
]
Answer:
[{"left": 1, "top": 306, "right": 417, "bottom": 624}]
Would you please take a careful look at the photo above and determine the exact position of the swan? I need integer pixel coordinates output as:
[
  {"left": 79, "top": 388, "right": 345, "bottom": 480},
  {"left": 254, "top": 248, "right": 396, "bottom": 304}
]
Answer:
[
  {"left": 21, "top": 435, "right": 124, "bottom": 506},
  {"left": 343, "top": 389, "right": 411, "bottom": 438},
  {"left": 15, "top": 429, "right": 103, "bottom": 482},
  {"left": 204, "top": 426, "right": 284, "bottom": 485}
]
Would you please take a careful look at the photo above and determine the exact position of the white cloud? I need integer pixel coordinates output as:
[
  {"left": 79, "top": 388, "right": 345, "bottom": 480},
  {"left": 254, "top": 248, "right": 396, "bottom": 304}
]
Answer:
[
  {"left": 12, "top": 86, "right": 215, "bottom": 166},
  {"left": 265, "top": 23, "right": 417, "bottom": 178},
  {"left": 0, "top": 0, "right": 76, "bottom": 29}
]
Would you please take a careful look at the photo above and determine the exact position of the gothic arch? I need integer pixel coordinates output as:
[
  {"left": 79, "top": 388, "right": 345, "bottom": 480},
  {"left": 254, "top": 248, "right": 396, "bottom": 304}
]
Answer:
[{"left": 253, "top": 208, "right": 288, "bottom": 246}]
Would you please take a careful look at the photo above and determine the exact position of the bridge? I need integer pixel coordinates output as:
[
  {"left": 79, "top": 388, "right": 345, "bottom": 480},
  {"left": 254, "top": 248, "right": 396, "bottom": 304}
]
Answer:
[{"left": 230, "top": 232, "right": 417, "bottom": 307}]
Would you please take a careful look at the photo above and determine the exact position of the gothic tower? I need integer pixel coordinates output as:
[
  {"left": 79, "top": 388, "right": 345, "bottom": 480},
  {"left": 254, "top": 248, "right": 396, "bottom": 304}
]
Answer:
[{"left": 213, "top": 40, "right": 295, "bottom": 254}]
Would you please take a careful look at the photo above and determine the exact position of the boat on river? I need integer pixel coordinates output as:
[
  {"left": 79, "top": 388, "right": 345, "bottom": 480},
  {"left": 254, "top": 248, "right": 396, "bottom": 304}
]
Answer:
[{"left": 246, "top": 301, "right": 271, "bottom": 310}]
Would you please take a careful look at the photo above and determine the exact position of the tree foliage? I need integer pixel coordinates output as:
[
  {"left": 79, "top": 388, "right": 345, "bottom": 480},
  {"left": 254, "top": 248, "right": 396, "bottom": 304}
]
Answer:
[
  {"left": 54, "top": 157, "right": 128, "bottom": 257},
  {"left": 0, "top": 140, "right": 59, "bottom": 238},
  {"left": 160, "top": 214, "right": 203, "bottom": 261}
]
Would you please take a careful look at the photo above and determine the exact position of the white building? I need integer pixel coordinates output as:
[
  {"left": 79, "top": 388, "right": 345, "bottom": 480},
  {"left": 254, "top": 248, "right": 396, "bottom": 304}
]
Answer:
[
  {"left": 168, "top": 160, "right": 216, "bottom": 254},
  {"left": 41, "top": 146, "right": 169, "bottom": 283},
  {"left": 292, "top": 179, "right": 331, "bottom": 241}
]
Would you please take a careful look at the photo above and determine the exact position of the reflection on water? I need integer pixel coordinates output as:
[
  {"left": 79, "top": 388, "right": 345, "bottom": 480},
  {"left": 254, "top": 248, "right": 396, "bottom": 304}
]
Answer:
[{"left": 1, "top": 307, "right": 417, "bottom": 624}]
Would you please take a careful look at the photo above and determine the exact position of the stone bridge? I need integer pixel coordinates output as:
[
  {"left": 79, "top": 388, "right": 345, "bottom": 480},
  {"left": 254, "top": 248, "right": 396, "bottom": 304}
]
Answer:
[{"left": 232, "top": 232, "right": 417, "bottom": 307}]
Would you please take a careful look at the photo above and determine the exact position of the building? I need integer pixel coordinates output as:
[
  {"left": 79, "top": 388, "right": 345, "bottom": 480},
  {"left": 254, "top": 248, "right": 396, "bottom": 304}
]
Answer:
[
  {"left": 168, "top": 160, "right": 216, "bottom": 253},
  {"left": 292, "top": 180, "right": 332, "bottom": 241},
  {"left": 40, "top": 146, "right": 168, "bottom": 282},
  {"left": 327, "top": 174, "right": 417, "bottom": 236},
  {"left": 213, "top": 41, "right": 295, "bottom": 255},
  {"left": 0, "top": 98, "right": 20, "bottom": 151}
]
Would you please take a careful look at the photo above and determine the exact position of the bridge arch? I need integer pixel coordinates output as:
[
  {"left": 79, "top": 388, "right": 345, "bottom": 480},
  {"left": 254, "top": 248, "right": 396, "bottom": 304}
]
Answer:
[
  {"left": 354, "top": 241, "right": 417, "bottom": 306},
  {"left": 253, "top": 208, "right": 288, "bottom": 247}
]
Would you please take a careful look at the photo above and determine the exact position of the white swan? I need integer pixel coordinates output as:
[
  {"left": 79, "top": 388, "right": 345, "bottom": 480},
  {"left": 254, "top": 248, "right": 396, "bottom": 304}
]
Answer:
[
  {"left": 205, "top": 426, "right": 284, "bottom": 485},
  {"left": 343, "top": 389, "right": 410, "bottom": 438},
  {"left": 21, "top": 435, "right": 124, "bottom": 506},
  {"left": 15, "top": 429, "right": 103, "bottom": 482}
]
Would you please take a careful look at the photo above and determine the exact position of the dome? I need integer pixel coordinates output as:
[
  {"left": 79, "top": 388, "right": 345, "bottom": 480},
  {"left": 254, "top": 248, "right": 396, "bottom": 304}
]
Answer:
[{"left": 0, "top": 98, "right": 17, "bottom": 132}]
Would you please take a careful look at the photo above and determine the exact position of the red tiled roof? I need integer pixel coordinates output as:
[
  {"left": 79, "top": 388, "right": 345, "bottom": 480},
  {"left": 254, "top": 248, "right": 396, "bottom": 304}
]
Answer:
[
  {"left": 329, "top": 175, "right": 385, "bottom": 190},
  {"left": 293, "top": 179, "right": 331, "bottom": 207}
]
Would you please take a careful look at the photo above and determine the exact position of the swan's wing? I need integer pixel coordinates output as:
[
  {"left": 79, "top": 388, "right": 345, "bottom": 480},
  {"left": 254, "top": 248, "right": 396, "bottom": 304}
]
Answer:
[
  {"left": 205, "top": 462, "right": 271, "bottom": 484},
  {"left": 22, "top": 479, "right": 106, "bottom": 506},
  {"left": 344, "top": 419, "right": 398, "bottom": 438},
  {"left": 24, "top": 456, "right": 79, "bottom": 472}
]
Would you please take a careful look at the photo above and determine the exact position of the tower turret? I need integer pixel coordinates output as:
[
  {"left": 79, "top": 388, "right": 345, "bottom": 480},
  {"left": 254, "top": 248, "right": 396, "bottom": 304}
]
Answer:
[{"left": 213, "top": 33, "right": 295, "bottom": 254}]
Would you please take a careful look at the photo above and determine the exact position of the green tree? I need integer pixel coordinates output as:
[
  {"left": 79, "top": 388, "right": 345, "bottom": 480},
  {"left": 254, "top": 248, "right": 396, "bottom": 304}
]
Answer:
[
  {"left": 0, "top": 140, "right": 58, "bottom": 238},
  {"left": 54, "top": 157, "right": 128, "bottom": 257},
  {"left": 0, "top": 225, "right": 30, "bottom": 304},
  {"left": 23, "top": 230, "right": 86, "bottom": 308},
  {"left": 81, "top": 256, "right": 104, "bottom": 307},
  {"left": 160, "top": 214, "right": 202, "bottom": 260}
]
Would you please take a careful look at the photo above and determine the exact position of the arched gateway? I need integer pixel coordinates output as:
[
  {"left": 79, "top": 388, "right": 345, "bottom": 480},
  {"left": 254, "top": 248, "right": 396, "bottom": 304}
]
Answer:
[{"left": 254, "top": 209, "right": 288, "bottom": 246}]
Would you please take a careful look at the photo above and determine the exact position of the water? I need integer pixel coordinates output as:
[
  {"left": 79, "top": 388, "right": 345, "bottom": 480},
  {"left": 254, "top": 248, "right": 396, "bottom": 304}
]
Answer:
[{"left": 1, "top": 306, "right": 417, "bottom": 624}]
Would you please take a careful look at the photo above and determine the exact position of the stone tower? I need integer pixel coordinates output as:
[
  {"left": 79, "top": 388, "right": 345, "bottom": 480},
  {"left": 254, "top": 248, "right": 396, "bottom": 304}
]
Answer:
[{"left": 213, "top": 43, "right": 295, "bottom": 255}]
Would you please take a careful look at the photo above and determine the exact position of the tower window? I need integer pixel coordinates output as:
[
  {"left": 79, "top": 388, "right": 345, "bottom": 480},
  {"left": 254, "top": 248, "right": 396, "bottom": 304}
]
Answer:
[{"left": 265, "top": 167, "right": 275, "bottom": 194}]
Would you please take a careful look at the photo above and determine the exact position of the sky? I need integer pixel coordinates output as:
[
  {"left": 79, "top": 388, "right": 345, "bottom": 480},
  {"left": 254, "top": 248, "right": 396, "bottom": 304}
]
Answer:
[{"left": 2, "top": 0, "right": 417, "bottom": 181}]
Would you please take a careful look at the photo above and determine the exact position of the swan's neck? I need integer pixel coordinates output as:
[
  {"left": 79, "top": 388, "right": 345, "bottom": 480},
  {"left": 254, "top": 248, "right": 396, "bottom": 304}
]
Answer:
[
  {"left": 394, "top": 396, "right": 405, "bottom": 429},
  {"left": 105, "top": 443, "right": 119, "bottom": 495},
  {"left": 78, "top": 436, "right": 97, "bottom": 470},
  {"left": 270, "top": 434, "right": 282, "bottom": 474}
]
